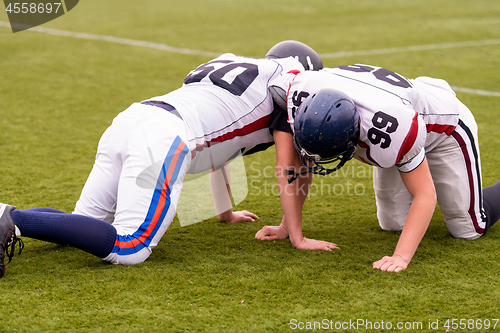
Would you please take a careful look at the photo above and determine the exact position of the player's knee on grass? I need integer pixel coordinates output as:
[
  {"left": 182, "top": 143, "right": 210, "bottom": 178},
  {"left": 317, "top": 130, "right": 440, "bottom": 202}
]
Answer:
[
  {"left": 443, "top": 214, "right": 483, "bottom": 240},
  {"left": 373, "top": 166, "right": 412, "bottom": 232},
  {"left": 377, "top": 209, "right": 406, "bottom": 231},
  {"left": 374, "top": 182, "right": 412, "bottom": 232},
  {"left": 103, "top": 246, "right": 152, "bottom": 265},
  {"left": 438, "top": 192, "right": 484, "bottom": 240}
]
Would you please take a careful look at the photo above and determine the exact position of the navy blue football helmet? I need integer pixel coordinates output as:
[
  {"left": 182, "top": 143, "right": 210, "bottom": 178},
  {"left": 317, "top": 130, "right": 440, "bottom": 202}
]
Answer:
[
  {"left": 265, "top": 40, "right": 323, "bottom": 71},
  {"left": 293, "top": 88, "right": 360, "bottom": 176}
]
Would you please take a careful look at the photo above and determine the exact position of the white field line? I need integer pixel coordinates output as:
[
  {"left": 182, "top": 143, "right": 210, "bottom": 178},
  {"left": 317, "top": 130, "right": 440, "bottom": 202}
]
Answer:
[
  {"left": 319, "top": 39, "right": 500, "bottom": 58},
  {"left": 451, "top": 86, "right": 500, "bottom": 97},
  {"left": 0, "top": 21, "right": 221, "bottom": 57},
  {"left": 1, "top": 21, "right": 500, "bottom": 97}
]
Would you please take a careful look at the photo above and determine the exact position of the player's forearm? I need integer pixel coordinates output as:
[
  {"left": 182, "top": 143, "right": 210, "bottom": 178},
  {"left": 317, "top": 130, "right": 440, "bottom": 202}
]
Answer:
[
  {"left": 287, "top": 173, "right": 313, "bottom": 243},
  {"left": 297, "top": 172, "right": 313, "bottom": 207},
  {"left": 393, "top": 158, "right": 436, "bottom": 265},
  {"left": 209, "top": 164, "right": 233, "bottom": 218},
  {"left": 393, "top": 194, "right": 436, "bottom": 263},
  {"left": 276, "top": 167, "right": 304, "bottom": 246},
  {"left": 273, "top": 130, "right": 313, "bottom": 247}
]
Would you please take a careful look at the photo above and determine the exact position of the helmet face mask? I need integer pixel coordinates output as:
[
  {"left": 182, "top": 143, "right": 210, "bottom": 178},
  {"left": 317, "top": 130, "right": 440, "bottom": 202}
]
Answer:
[
  {"left": 293, "top": 135, "right": 357, "bottom": 175},
  {"left": 293, "top": 88, "right": 360, "bottom": 175}
]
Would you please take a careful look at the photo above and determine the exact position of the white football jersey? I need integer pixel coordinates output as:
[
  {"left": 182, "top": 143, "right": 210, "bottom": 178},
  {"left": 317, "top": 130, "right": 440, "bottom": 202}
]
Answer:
[
  {"left": 282, "top": 65, "right": 460, "bottom": 172},
  {"left": 145, "top": 54, "right": 304, "bottom": 172}
]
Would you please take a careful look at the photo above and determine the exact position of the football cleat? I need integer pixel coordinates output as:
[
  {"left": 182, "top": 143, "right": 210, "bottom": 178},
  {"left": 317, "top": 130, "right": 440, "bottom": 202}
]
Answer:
[{"left": 0, "top": 203, "right": 24, "bottom": 278}]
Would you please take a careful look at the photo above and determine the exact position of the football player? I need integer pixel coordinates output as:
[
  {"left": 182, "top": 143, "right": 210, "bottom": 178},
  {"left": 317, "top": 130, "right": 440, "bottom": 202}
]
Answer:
[
  {"left": 256, "top": 64, "right": 500, "bottom": 272},
  {"left": 0, "top": 41, "right": 334, "bottom": 277}
]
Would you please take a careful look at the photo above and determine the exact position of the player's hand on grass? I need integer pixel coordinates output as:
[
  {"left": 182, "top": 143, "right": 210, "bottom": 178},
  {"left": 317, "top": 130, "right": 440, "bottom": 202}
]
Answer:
[
  {"left": 293, "top": 237, "right": 339, "bottom": 251},
  {"left": 255, "top": 224, "right": 338, "bottom": 251},
  {"left": 218, "top": 210, "right": 259, "bottom": 223},
  {"left": 255, "top": 224, "right": 289, "bottom": 240},
  {"left": 372, "top": 255, "right": 408, "bottom": 272}
]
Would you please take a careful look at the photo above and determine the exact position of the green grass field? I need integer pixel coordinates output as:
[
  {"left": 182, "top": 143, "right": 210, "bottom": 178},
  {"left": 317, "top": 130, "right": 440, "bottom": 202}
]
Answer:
[{"left": 1, "top": 0, "right": 500, "bottom": 332}]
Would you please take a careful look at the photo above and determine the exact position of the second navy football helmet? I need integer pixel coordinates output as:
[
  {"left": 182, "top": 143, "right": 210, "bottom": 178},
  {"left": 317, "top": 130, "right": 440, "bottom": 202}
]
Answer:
[
  {"left": 265, "top": 40, "right": 323, "bottom": 71},
  {"left": 266, "top": 40, "right": 323, "bottom": 110}
]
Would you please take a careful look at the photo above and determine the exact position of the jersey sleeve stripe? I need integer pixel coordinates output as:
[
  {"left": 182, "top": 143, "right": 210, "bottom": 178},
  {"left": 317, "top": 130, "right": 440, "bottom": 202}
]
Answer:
[{"left": 396, "top": 111, "right": 420, "bottom": 164}]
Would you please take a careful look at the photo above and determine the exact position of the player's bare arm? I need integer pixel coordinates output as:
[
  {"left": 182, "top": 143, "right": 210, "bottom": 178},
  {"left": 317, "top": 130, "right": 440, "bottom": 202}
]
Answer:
[
  {"left": 373, "top": 157, "right": 436, "bottom": 272},
  {"left": 255, "top": 130, "right": 339, "bottom": 251},
  {"left": 209, "top": 164, "right": 259, "bottom": 223}
]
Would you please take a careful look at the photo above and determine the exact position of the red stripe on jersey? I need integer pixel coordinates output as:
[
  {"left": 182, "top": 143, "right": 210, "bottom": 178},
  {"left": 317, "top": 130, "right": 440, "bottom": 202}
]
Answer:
[
  {"left": 358, "top": 141, "right": 381, "bottom": 167},
  {"left": 396, "top": 112, "right": 419, "bottom": 164},
  {"left": 286, "top": 73, "right": 301, "bottom": 123},
  {"left": 208, "top": 114, "right": 272, "bottom": 144},
  {"left": 287, "top": 70, "right": 301, "bottom": 75},
  {"left": 358, "top": 156, "right": 371, "bottom": 166},
  {"left": 426, "top": 124, "right": 456, "bottom": 135}
]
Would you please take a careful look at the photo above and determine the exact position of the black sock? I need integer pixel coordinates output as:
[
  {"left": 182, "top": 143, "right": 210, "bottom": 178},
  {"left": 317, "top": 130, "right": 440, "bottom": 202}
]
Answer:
[
  {"left": 11, "top": 208, "right": 117, "bottom": 258},
  {"left": 483, "top": 180, "right": 500, "bottom": 231}
]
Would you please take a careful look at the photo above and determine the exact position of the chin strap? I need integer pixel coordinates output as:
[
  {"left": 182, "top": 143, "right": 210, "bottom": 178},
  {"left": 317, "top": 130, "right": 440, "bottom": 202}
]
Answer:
[
  {"left": 286, "top": 169, "right": 311, "bottom": 184},
  {"left": 287, "top": 156, "right": 352, "bottom": 184}
]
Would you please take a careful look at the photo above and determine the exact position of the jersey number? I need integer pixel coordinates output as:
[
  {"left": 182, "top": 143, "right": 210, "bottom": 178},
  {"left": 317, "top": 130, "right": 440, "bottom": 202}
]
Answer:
[
  {"left": 338, "top": 64, "right": 412, "bottom": 89},
  {"left": 291, "top": 90, "right": 310, "bottom": 118},
  {"left": 367, "top": 111, "right": 399, "bottom": 149},
  {"left": 184, "top": 60, "right": 259, "bottom": 96}
]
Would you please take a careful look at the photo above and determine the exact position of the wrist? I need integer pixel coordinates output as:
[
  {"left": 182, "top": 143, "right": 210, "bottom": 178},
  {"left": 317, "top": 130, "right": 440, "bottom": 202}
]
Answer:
[
  {"left": 217, "top": 210, "right": 233, "bottom": 222},
  {"left": 279, "top": 219, "right": 288, "bottom": 232},
  {"left": 393, "top": 252, "right": 410, "bottom": 263},
  {"left": 289, "top": 234, "right": 303, "bottom": 248}
]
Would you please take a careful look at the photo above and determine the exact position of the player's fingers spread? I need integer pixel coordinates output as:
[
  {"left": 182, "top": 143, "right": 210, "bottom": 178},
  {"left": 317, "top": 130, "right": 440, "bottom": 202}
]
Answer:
[
  {"left": 376, "top": 257, "right": 392, "bottom": 271},
  {"left": 244, "top": 214, "right": 257, "bottom": 222},
  {"left": 238, "top": 213, "right": 255, "bottom": 222},
  {"left": 310, "top": 240, "right": 336, "bottom": 251},
  {"left": 244, "top": 211, "right": 259, "bottom": 219},
  {"left": 373, "top": 256, "right": 389, "bottom": 269},
  {"left": 380, "top": 264, "right": 391, "bottom": 272},
  {"left": 389, "top": 264, "right": 404, "bottom": 273},
  {"left": 385, "top": 261, "right": 403, "bottom": 273},
  {"left": 319, "top": 243, "right": 333, "bottom": 251},
  {"left": 385, "top": 264, "right": 396, "bottom": 272},
  {"left": 325, "top": 242, "right": 338, "bottom": 250}
]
